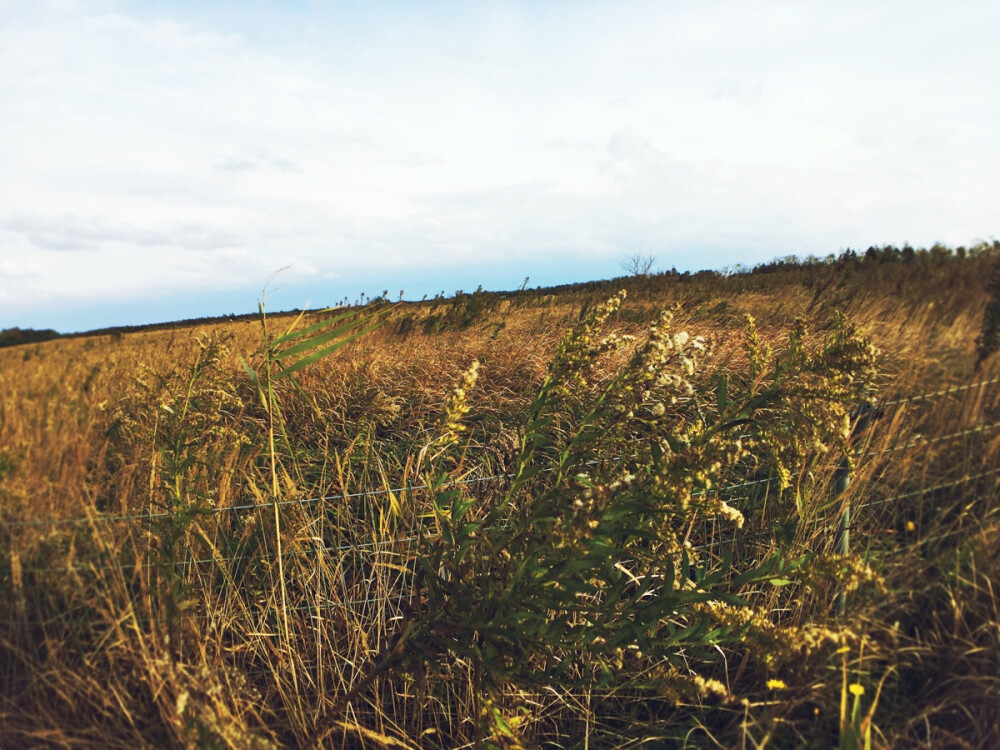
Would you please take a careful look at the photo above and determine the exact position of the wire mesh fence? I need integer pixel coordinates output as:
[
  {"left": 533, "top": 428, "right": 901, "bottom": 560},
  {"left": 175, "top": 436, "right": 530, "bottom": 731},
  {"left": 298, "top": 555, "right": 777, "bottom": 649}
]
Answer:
[
  {"left": 4, "top": 375, "right": 1000, "bottom": 603},
  {"left": 7, "top": 374, "right": 997, "bottom": 530}
]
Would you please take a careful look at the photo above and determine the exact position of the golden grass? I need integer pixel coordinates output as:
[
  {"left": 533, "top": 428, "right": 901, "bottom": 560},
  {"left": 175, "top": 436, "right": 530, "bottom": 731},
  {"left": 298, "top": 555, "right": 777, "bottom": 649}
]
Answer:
[{"left": 2, "top": 253, "right": 999, "bottom": 747}]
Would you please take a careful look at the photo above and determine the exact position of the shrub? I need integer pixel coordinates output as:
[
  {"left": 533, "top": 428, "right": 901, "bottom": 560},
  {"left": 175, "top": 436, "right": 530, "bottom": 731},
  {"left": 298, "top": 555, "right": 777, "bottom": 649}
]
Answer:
[{"left": 346, "top": 292, "right": 879, "bottom": 741}]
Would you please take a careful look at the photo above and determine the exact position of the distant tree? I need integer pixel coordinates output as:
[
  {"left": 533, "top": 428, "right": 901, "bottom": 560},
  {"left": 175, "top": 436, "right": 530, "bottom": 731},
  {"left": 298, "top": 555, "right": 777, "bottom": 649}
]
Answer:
[
  {"left": 621, "top": 252, "right": 656, "bottom": 277},
  {"left": 0, "top": 327, "right": 60, "bottom": 349}
]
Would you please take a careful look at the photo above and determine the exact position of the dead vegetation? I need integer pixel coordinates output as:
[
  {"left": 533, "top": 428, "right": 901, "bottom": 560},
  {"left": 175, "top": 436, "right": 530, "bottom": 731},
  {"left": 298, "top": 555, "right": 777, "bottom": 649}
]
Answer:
[{"left": 2, "top": 244, "right": 1000, "bottom": 747}]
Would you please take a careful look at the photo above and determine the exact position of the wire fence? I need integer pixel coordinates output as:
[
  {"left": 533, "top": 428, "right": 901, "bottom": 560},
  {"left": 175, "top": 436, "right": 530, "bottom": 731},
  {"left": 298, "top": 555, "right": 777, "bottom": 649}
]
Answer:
[
  {"left": 0, "top": 454, "right": 787, "bottom": 531},
  {"left": 871, "top": 419, "right": 1000, "bottom": 455},
  {"left": 4, "top": 375, "right": 1000, "bottom": 584},
  {"left": 854, "top": 466, "right": 1000, "bottom": 508},
  {"left": 880, "top": 374, "right": 1000, "bottom": 408},
  {"left": 0, "top": 473, "right": 514, "bottom": 529},
  {"left": 7, "top": 373, "right": 998, "bottom": 531},
  {"left": 10, "top": 473, "right": 788, "bottom": 576}
]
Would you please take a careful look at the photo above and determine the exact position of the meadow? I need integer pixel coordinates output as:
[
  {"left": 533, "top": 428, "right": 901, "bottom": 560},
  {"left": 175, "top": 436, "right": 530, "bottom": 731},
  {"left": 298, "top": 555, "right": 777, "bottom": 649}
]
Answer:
[{"left": 2, "top": 244, "right": 999, "bottom": 748}]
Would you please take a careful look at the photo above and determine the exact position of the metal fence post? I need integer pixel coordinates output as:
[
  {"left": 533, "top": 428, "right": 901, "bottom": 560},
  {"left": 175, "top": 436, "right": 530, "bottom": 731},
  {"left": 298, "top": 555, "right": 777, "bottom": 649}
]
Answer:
[
  {"left": 834, "top": 462, "right": 851, "bottom": 616},
  {"left": 835, "top": 401, "right": 878, "bottom": 616}
]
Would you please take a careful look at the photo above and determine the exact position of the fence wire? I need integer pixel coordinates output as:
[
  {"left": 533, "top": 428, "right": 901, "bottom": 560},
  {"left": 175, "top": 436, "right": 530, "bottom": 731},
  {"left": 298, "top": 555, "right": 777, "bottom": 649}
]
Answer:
[
  {"left": 873, "top": 419, "right": 1000, "bottom": 455},
  {"left": 10, "top": 474, "right": 786, "bottom": 576},
  {"left": 0, "top": 459, "right": 781, "bottom": 530},
  {"left": 17, "top": 534, "right": 426, "bottom": 576},
  {"left": 856, "top": 466, "right": 1000, "bottom": 509},
  {"left": 880, "top": 374, "right": 1000, "bottom": 408},
  {"left": 4, "top": 375, "right": 1000, "bottom": 578},
  {"left": 0, "top": 472, "right": 514, "bottom": 529}
]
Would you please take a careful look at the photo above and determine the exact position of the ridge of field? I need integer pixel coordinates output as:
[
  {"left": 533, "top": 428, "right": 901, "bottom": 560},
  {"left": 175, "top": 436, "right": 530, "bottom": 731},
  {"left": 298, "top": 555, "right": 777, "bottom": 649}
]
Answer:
[{"left": 2, "top": 243, "right": 999, "bottom": 748}]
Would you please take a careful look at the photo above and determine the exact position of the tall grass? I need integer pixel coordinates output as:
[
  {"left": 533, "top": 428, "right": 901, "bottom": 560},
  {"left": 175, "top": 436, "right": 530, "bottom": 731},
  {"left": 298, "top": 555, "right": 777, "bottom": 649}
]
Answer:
[{"left": 1, "top": 250, "right": 999, "bottom": 747}]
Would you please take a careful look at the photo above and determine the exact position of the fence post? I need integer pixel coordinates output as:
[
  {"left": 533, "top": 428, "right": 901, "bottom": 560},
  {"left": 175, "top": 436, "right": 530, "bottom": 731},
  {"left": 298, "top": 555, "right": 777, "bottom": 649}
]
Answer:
[
  {"left": 835, "top": 401, "right": 878, "bottom": 617},
  {"left": 834, "top": 464, "right": 851, "bottom": 616}
]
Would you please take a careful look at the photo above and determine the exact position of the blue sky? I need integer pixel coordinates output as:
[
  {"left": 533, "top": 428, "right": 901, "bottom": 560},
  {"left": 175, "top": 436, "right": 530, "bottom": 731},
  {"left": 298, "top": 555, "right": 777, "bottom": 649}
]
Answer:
[{"left": 1, "top": 0, "right": 997, "bottom": 332}]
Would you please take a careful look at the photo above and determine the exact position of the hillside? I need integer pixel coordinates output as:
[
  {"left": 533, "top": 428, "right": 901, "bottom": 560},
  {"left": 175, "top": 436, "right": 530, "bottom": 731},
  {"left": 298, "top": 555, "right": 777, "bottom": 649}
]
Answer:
[{"left": 2, "top": 243, "right": 999, "bottom": 748}]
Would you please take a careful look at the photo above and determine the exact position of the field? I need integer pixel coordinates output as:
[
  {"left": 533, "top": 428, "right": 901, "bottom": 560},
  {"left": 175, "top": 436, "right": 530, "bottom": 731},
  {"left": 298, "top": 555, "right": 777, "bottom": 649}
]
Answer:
[{"left": 2, "top": 245, "right": 1000, "bottom": 748}]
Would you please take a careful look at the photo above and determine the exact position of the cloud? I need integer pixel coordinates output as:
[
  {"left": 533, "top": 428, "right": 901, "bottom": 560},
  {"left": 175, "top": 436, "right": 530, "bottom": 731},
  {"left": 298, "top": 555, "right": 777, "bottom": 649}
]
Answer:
[
  {"left": 2, "top": 0, "right": 999, "bottom": 330},
  {"left": 0, "top": 257, "right": 43, "bottom": 279},
  {"left": 213, "top": 145, "right": 299, "bottom": 174},
  {"left": 712, "top": 79, "right": 744, "bottom": 100},
  {"left": 0, "top": 214, "right": 245, "bottom": 252}
]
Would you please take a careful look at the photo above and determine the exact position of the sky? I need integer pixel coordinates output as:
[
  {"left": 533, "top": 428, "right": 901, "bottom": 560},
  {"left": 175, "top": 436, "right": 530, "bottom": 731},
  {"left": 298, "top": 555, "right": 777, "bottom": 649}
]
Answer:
[{"left": 1, "top": 0, "right": 997, "bottom": 332}]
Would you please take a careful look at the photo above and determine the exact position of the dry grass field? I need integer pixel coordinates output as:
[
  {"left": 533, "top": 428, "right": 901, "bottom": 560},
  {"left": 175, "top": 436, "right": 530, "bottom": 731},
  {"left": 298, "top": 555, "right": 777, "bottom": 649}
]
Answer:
[{"left": 2, "top": 245, "right": 1000, "bottom": 748}]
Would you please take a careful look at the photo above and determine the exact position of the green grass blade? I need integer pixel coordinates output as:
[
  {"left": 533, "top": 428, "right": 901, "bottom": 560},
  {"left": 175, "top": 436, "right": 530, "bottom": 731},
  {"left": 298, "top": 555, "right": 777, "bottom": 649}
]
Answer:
[
  {"left": 271, "top": 306, "right": 357, "bottom": 346},
  {"left": 276, "top": 317, "right": 388, "bottom": 377},
  {"left": 272, "top": 315, "right": 369, "bottom": 361},
  {"left": 273, "top": 303, "right": 394, "bottom": 360}
]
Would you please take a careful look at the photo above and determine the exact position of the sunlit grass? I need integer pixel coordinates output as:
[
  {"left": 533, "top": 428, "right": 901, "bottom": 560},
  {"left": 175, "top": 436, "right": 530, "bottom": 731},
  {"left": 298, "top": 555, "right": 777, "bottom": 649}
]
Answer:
[{"left": 1, "top": 248, "right": 999, "bottom": 747}]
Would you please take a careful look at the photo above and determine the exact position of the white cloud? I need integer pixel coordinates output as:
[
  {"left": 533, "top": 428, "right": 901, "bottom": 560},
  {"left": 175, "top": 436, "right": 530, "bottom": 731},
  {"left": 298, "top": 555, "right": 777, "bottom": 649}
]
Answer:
[
  {"left": 1, "top": 213, "right": 246, "bottom": 252},
  {"left": 212, "top": 145, "right": 300, "bottom": 174},
  {"left": 1, "top": 0, "right": 998, "bottom": 328},
  {"left": 0, "top": 257, "right": 43, "bottom": 279}
]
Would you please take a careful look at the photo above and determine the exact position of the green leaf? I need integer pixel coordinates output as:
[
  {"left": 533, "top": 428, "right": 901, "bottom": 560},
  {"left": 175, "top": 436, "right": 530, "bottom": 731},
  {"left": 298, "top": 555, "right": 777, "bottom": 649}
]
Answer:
[
  {"left": 730, "top": 553, "right": 781, "bottom": 586},
  {"left": 277, "top": 318, "right": 387, "bottom": 378},
  {"left": 239, "top": 355, "right": 258, "bottom": 383},
  {"left": 271, "top": 306, "right": 357, "bottom": 345},
  {"left": 273, "top": 310, "right": 380, "bottom": 360},
  {"left": 452, "top": 497, "right": 475, "bottom": 522}
]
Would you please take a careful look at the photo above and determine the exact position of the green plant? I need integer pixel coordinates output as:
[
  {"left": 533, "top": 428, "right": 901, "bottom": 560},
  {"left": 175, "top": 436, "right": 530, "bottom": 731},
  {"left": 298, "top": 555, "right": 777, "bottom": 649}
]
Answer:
[
  {"left": 838, "top": 644, "right": 888, "bottom": 750},
  {"left": 339, "top": 292, "right": 878, "bottom": 742},
  {"left": 0, "top": 450, "right": 16, "bottom": 481},
  {"left": 421, "top": 286, "right": 501, "bottom": 333},
  {"left": 105, "top": 332, "right": 247, "bottom": 643},
  {"left": 240, "top": 298, "right": 395, "bottom": 642}
]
